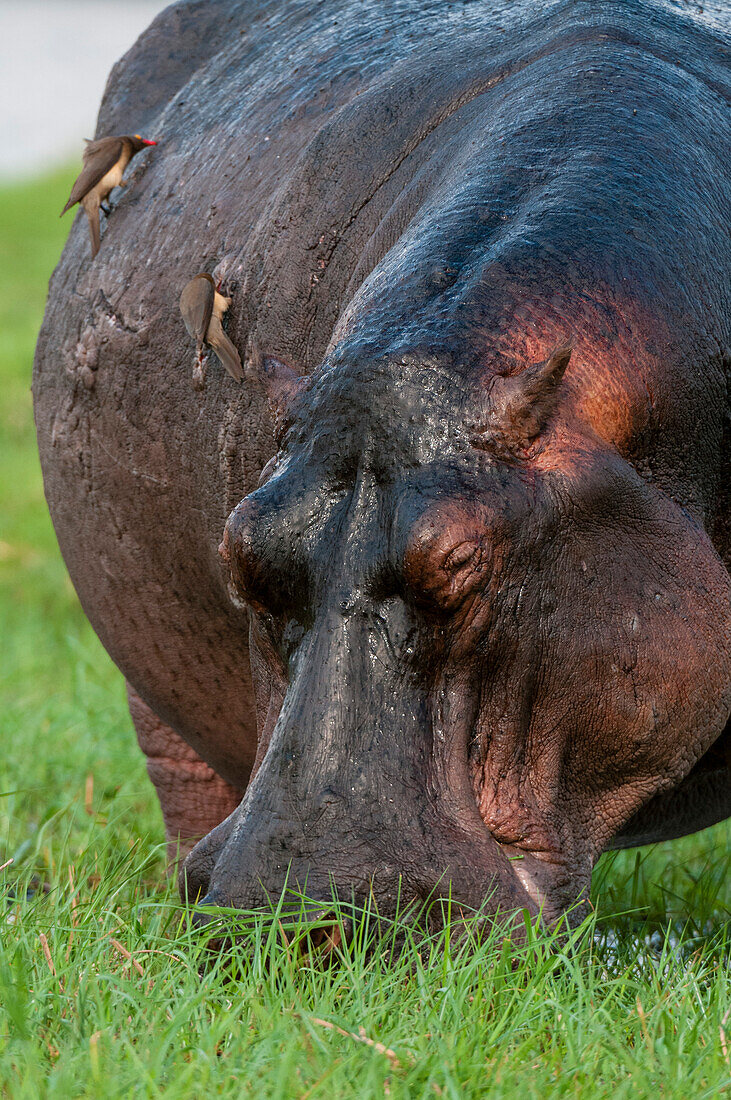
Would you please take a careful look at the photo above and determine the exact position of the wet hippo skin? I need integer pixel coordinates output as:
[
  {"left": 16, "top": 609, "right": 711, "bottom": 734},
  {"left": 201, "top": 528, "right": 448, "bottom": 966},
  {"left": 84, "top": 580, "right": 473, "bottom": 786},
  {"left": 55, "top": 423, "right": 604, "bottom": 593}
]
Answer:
[{"left": 34, "top": 0, "right": 730, "bottom": 925}]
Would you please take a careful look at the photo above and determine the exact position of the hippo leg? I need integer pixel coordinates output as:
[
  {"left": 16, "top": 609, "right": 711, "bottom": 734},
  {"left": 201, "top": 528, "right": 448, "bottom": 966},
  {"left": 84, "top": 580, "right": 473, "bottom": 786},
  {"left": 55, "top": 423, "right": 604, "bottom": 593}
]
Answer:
[{"left": 127, "top": 685, "right": 242, "bottom": 865}]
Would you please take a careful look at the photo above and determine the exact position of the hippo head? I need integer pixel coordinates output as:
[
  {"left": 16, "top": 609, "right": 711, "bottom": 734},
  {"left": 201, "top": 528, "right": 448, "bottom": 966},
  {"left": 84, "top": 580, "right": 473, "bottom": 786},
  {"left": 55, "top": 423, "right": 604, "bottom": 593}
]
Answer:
[{"left": 181, "top": 330, "right": 729, "bottom": 927}]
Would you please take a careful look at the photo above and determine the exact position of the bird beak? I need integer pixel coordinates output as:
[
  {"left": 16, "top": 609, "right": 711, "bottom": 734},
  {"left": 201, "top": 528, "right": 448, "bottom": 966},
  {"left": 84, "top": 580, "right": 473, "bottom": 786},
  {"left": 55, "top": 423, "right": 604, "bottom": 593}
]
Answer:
[
  {"left": 142, "top": 138, "right": 158, "bottom": 146},
  {"left": 216, "top": 280, "right": 223, "bottom": 292}
]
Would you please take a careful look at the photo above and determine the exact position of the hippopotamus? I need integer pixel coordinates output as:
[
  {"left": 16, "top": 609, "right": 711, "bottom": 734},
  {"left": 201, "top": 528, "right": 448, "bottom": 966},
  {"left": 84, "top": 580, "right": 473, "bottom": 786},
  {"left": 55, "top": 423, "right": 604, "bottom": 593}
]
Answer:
[{"left": 33, "top": 0, "right": 730, "bottom": 927}]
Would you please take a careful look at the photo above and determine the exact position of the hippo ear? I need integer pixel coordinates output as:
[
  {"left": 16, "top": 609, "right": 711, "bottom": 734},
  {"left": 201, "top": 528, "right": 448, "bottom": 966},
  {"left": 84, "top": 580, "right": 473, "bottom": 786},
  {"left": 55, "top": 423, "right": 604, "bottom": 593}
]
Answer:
[{"left": 488, "top": 345, "right": 572, "bottom": 451}]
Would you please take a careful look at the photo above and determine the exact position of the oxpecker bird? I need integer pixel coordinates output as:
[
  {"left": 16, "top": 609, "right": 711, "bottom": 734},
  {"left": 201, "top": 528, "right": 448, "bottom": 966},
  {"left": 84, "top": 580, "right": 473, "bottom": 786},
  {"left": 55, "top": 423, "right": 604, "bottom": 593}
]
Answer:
[
  {"left": 180, "top": 274, "right": 244, "bottom": 384},
  {"left": 61, "top": 134, "right": 158, "bottom": 258}
]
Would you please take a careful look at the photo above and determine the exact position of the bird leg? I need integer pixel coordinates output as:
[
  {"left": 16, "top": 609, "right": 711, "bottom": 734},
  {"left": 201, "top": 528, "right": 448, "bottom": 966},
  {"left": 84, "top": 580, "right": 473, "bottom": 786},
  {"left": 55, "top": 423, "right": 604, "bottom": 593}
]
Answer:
[
  {"left": 102, "top": 179, "right": 127, "bottom": 215},
  {"left": 192, "top": 350, "right": 208, "bottom": 392},
  {"left": 100, "top": 202, "right": 112, "bottom": 216}
]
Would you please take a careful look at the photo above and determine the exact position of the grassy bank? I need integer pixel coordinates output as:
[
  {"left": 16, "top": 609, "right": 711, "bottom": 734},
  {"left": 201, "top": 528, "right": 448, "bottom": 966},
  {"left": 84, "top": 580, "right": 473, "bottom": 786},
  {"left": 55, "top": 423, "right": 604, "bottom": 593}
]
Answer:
[{"left": 0, "top": 169, "right": 729, "bottom": 1098}]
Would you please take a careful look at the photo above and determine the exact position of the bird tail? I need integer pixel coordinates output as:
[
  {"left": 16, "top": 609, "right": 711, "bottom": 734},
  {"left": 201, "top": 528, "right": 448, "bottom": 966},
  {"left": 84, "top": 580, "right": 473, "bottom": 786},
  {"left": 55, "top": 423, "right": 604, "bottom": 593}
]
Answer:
[
  {"left": 207, "top": 317, "right": 244, "bottom": 382},
  {"left": 83, "top": 194, "right": 101, "bottom": 258},
  {"left": 60, "top": 198, "right": 75, "bottom": 217}
]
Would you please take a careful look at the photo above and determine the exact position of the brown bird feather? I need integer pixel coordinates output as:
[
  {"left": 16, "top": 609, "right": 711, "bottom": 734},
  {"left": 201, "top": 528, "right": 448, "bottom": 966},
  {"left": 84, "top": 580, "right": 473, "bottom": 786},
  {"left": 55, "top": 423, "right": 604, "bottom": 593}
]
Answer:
[
  {"left": 180, "top": 274, "right": 244, "bottom": 383},
  {"left": 180, "top": 274, "right": 215, "bottom": 355},
  {"left": 206, "top": 315, "right": 245, "bottom": 382},
  {"left": 61, "top": 137, "right": 125, "bottom": 214},
  {"left": 61, "top": 134, "right": 157, "bottom": 258}
]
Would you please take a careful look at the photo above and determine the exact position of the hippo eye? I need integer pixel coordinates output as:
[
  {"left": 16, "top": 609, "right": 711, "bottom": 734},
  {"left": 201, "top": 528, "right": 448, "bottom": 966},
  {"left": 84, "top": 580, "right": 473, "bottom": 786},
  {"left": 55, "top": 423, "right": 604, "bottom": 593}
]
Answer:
[
  {"left": 404, "top": 530, "right": 491, "bottom": 613},
  {"left": 439, "top": 540, "right": 490, "bottom": 599},
  {"left": 443, "top": 541, "right": 481, "bottom": 575}
]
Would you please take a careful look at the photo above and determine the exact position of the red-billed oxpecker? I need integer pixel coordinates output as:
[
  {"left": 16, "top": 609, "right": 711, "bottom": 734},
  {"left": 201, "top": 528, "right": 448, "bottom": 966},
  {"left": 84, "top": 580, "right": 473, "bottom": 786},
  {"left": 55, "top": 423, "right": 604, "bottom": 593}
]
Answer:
[
  {"left": 61, "top": 134, "right": 157, "bottom": 258},
  {"left": 179, "top": 273, "right": 244, "bottom": 384}
]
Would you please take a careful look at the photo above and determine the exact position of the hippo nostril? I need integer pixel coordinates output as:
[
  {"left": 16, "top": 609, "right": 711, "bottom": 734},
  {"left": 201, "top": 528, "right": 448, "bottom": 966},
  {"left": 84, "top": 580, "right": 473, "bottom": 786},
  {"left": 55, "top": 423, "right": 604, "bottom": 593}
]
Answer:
[{"left": 178, "top": 811, "right": 240, "bottom": 906}]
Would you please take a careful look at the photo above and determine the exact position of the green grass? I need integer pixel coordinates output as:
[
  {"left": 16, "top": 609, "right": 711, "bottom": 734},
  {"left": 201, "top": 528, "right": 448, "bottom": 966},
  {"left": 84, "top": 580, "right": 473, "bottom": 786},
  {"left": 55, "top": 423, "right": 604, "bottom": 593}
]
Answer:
[{"left": 0, "top": 168, "right": 729, "bottom": 1098}]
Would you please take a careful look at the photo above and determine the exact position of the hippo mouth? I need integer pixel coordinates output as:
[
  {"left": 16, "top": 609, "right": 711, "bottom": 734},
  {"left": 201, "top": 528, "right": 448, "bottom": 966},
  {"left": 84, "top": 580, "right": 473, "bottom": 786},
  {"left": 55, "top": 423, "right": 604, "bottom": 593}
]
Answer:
[{"left": 179, "top": 591, "right": 542, "bottom": 927}]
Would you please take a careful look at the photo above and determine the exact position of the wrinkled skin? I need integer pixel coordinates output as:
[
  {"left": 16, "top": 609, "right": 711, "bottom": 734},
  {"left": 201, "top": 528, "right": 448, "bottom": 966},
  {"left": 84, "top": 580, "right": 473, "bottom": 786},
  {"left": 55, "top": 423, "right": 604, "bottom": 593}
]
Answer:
[{"left": 34, "top": 0, "right": 730, "bottom": 926}]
